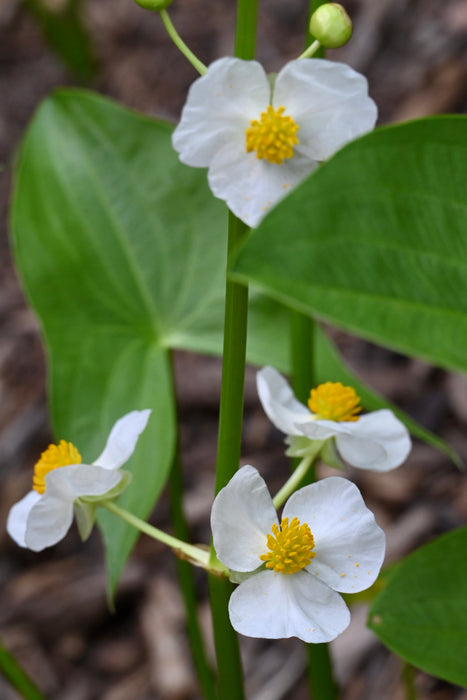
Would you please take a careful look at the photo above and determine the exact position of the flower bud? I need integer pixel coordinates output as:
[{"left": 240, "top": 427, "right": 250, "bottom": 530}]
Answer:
[
  {"left": 309, "top": 3, "right": 352, "bottom": 49},
  {"left": 134, "top": 0, "right": 172, "bottom": 11}
]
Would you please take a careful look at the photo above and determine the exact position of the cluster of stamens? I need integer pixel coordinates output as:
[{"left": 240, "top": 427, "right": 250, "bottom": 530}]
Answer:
[
  {"left": 260, "top": 516, "right": 315, "bottom": 575},
  {"left": 245, "top": 105, "right": 299, "bottom": 165},
  {"left": 308, "top": 382, "right": 362, "bottom": 422},
  {"left": 33, "top": 440, "right": 82, "bottom": 494}
]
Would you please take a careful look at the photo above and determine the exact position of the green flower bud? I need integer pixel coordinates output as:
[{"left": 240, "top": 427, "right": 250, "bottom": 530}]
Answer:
[
  {"left": 134, "top": 0, "right": 172, "bottom": 11},
  {"left": 309, "top": 3, "right": 352, "bottom": 49}
]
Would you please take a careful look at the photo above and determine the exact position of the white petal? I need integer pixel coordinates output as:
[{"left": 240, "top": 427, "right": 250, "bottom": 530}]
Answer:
[
  {"left": 335, "top": 410, "right": 411, "bottom": 471},
  {"left": 297, "top": 409, "right": 411, "bottom": 471},
  {"left": 93, "top": 409, "right": 151, "bottom": 470},
  {"left": 23, "top": 464, "right": 124, "bottom": 551},
  {"left": 211, "top": 465, "right": 278, "bottom": 572},
  {"left": 207, "top": 139, "right": 315, "bottom": 227},
  {"left": 257, "top": 366, "right": 312, "bottom": 436},
  {"left": 46, "top": 463, "right": 125, "bottom": 499},
  {"left": 172, "top": 57, "right": 270, "bottom": 167},
  {"left": 283, "top": 477, "right": 385, "bottom": 593},
  {"left": 7, "top": 490, "right": 41, "bottom": 548},
  {"left": 296, "top": 419, "right": 343, "bottom": 441},
  {"left": 274, "top": 59, "right": 377, "bottom": 162},
  {"left": 229, "top": 569, "right": 350, "bottom": 642},
  {"left": 25, "top": 494, "right": 74, "bottom": 552}
]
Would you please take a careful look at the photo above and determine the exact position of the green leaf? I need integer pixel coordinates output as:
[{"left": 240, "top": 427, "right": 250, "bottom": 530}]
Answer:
[
  {"left": 231, "top": 116, "right": 467, "bottom": 374},
  {"left": 369, "top": 527, "right": 467, "bottom": 687},
  {"left": 22, "top": 0, "right": 97, "bottom": 80},
  {"left": 0, "top": 639, "right": 47, "bottom": 700}
]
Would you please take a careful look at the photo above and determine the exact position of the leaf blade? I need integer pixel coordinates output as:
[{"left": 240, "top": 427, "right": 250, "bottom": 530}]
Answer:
[
  {"left": 369, "top": 527, "right": 467, "bottom": 687},
  {"left": 231, "top": 116, "right": 467, "bottom": 373}
]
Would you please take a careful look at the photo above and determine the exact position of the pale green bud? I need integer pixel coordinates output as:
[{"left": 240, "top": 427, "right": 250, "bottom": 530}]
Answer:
[
  {"left": 134, "top": 0, "right": 172, "bottom": 11},
  {"left": 309, "top": 3, "right": 352, "bottom": 49}
]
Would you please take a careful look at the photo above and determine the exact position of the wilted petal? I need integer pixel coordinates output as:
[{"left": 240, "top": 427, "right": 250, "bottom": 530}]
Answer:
[
  {"left": 229, "top": 569, "right": 350, "bottom": 642},
  {"left": 7, "top": 490, "right": 41, "bottom": 548},
  {"left": 283, "top": 477, "right": 385, "bottom": 593},
  {"left": 211, "top": 465, "right": 278, "bottom": 572},
  {"left": 93, "top": 409, "right": 151, "bottom": 470},
  {"left": 257, "top": 366, "right": 311, "bottom": 436}
]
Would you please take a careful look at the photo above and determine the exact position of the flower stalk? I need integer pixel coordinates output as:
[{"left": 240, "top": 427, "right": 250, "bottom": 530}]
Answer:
[
  {"left": 207, "top": 2, "right": 258, "bottom": 698},
  {"left": 208, "top": 210, "right": 249, "bottom": 700},
  {"left": 159, "top": 9, "right": 207, "bottom": 75},
  {"left": 101, "top": 499, "right": 227, "bottom": 575},
  {"left": 297, "top": 39, "right": 321, "bottom": 60},
  {"left": 273, "top": 455, "right": 315, "bottom": 509}
]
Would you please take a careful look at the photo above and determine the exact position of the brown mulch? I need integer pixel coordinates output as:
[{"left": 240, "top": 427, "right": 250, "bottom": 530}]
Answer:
[{"left": 1, "top": 0, "right": 467, "bottom": 698}]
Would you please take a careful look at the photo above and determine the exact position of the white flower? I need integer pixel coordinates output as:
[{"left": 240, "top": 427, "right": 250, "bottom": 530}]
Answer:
[
  {"left": 257, "top": 366, "right": 411, "bottom": 471},
  {"left": 7, "top": 410, "right": 151, "bottom": 552},
  {"left": 211, "top": 465, "right": 385, "bottom": 642},
  {"left": 172, "top": 56, "right": 377, "bottom": 227}
]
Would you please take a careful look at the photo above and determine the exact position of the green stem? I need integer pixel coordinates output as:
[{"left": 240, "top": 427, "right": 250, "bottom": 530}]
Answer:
[
  {"left": 290, "top": 310, "right": 316, "bottom": 402},
  {"left": 159, "top": 9, "right": 207, "bottom": 75},
  {"left": 234, "top": 0, "right": 258, "bottom": 59},
  {"left": 100, "top": 499, "right": 225, "bottom": 574},
  {"left": 290, "top": 310, "right": 318, "bottom": 486},
  {"left": 208, "top": 3, "right": 257, "bottom": 699},
  {"left": 212, "top": 212, "right": 250, "bottom": 496},
  {"left": 273, "top": 455, "right": 313, "bottom": 509},
  {"left": 297, "top": 39, "right": 321, "bottom": 60},
  {"left": 209, "top": 211, "right": 250, "bottom": 700},
  {"left": 168, "top": 425, "right": 217, "bottom": 699},
  {"left": 208, "top": 3, "right": 257, "bottom": 691},
  {"left": 306, "top": 644, "right": 338, "bottom": 700},
  {"left": 401, "top": 662, "right": 417, "bottom": 700}
]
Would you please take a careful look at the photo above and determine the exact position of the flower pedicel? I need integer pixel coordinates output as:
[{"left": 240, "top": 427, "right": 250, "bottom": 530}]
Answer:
[
  {"left": 7, "top": 410, "right": 151, "bottom": 551},
  {"left": 211, "top": 465, "right": 385, "bottom": 642},
  {"left": 172, "top": 57, "right": 377, "bottom": 227}
]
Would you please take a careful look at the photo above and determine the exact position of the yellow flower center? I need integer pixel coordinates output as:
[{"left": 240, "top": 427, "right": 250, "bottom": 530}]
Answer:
[
  {"left": 308, "top": 382, "right": 362, "bottom": 422},
  {"left": 32, "top": 440, "right": 82, "bottom": 494},
  {"left": 260, "top": 516, "right": 315, "bottom": 574},
  {"left": 245, "top": 105, "right": 299, "bottom": 165}
]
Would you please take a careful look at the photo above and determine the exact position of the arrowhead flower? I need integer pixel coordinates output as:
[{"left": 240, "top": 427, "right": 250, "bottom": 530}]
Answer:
[
  {"left": 172, "top": 56, "right": 377, "bottom": 227},
  {"left": 211, "top": 465, "right": 385, "bottom": 642},
  {"left": 7, "top": 410, "right": 151, "bottom": 552},
  {"left": 257, "top": 366, "right": 411, "bottom": 471}
]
